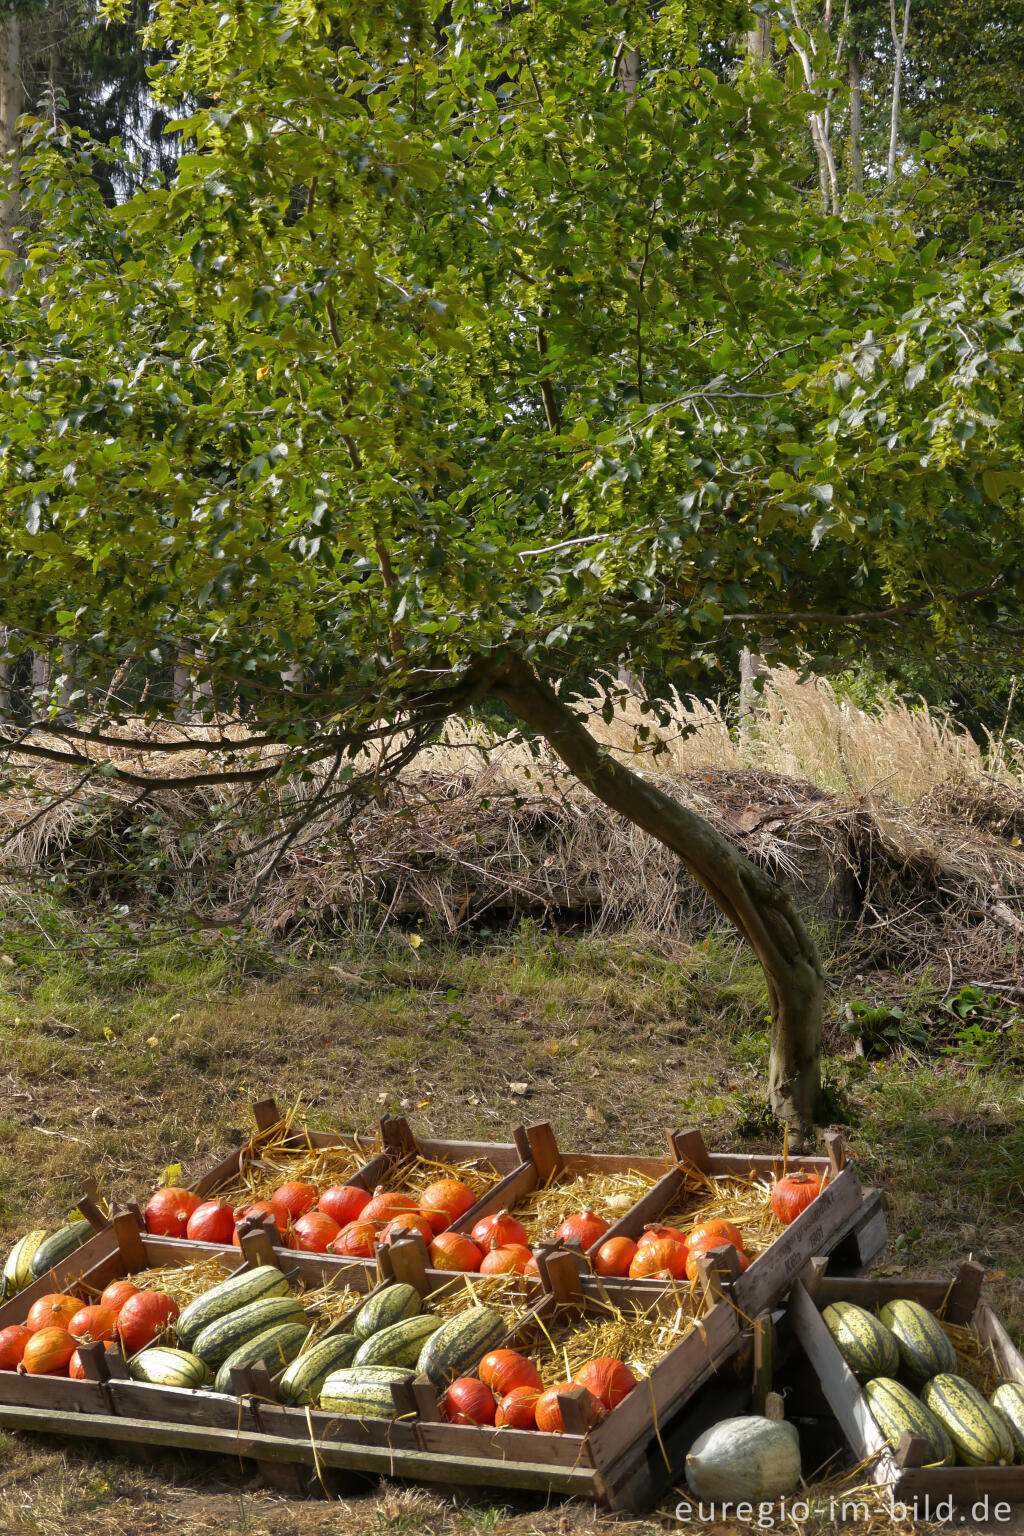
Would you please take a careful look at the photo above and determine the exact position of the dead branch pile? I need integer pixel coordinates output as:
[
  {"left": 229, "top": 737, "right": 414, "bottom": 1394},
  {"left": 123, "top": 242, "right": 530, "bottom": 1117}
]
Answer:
[{"left": 1, "top": 671, "right": 1021, "bottom": 986}]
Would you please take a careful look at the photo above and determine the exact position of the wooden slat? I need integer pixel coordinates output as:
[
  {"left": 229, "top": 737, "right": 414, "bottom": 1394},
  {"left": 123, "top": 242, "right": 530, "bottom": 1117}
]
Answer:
[
  {"left": 788, "top": 1279, "right": 891, "bottom": 1466},
  {"left": 816, "top": 1275, "right": 953, "bottom": 1308},
  {"left": 668, "top": 1128, "right": 712, "bottom": 1173},
  {"left": 944, "top": 1259, "right": 985, "bottom": 1326},
  {"left": 524, "top": 1123, "right": 562, "bottom": 1181},
  {"left": 415, "top": 1416, "right": 591, "bottom": 1467},
  {"left": 0, "top": 1373, "right": 110, "bottom": 1413},
  {"left": 113, "top": 1210, "right": 147, "bottom": 1270},
  {"left": 753, "top": 1312, "right": 773, "bottom": 1414},
  {"left": 976, "top": 1304, "right": 1024, "bottom": 1385},
  {"left": 106, "top": 1380, "right": 262, "bottom": 1429},
  {"left": 894, "top": 1464, "right": 1024, "bottom": 1501},
  {"left": 252, "top": 1098, "right": 282, "bottom": 1132}
]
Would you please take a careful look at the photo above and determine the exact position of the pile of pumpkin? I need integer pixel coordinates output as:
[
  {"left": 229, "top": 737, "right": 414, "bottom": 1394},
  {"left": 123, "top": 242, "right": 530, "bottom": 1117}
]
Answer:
[
  {"left": 141, "top": 1167, "right": 823, "bottom": 1280},
  {"left": 442, "top": 1346, "right": 635, "bottom": 1432},
  {"left": 0, "top": 1279, "right": 180, "bottom": 1379},
  {"left": 824, "top": 1297, "right": 1024, "bottom": 1467}
]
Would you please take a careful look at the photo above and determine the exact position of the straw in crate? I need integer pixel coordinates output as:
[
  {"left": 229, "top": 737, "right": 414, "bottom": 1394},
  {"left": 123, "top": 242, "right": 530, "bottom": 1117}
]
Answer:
[{"left": 511, "top": 1167, "right": 661, "bottom": 1248}]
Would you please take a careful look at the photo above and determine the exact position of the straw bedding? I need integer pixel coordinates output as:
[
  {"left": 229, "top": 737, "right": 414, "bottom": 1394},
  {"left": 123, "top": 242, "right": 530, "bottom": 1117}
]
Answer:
[
  {"left": 527, "top": 1291, "right": 700, "bottom": 1386},
  {"left": 504, "top": 1168, "right": 660, "bottom": 1245}
]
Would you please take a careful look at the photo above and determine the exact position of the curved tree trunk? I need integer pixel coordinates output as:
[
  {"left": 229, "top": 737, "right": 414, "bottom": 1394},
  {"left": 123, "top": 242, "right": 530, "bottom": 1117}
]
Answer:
[{"left": 490, "top": 655, "right": 825, "bottom": 1129}]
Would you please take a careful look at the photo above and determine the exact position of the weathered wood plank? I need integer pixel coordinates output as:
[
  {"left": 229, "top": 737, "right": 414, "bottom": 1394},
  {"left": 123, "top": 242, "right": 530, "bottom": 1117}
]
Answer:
[
  {"left": 732, "top": 1165, "right": 864, "bottom": 1319},
  {"left": 0, "top": 1402, "right": 602, "bottom": 1493},
  {"left": 788, "top": 1279, "right": 891, "bottom": 1466}
]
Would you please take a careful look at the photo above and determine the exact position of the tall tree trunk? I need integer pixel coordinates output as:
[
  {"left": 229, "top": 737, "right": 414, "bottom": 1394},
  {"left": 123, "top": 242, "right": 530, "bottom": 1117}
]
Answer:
[
  {"left": 849, "top": 45, "right": 863, "bottom": 194},
  {"left": 0, "top": 8, "right": 22, "bottom": 285},
  {"left": 0, "top": 627, "right": 11, "bottom": 716},
  {"left": 738, "top": 647, "right": 768, "bottom": 747},
  {"left": 491, "top": 656, "right": 825, "bottom": 1130},
  {"left": 887, "top": 0, "right": 911, "bottom": 184}
]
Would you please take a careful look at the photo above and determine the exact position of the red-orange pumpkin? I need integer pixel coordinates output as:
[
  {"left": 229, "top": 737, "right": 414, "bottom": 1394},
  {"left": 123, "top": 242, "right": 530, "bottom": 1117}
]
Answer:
[
  {"left": 523, "top": 1255, "right": 540, "bottom": 1276},
  {"left": 21, "top": 1326, "right": 77, "bottom": 1376},
  {"left": 144, "top": 1186, "right": 202, "bottom": 1238},
  {"left": 480, "top": 1242, "right": 533, "bottom": 1276},
  {"left": 270, "top": 1181, "right": 319, "bottom": 1223},
  {"left": 0, "top": 1325, "right": 33, "bottom": 1370},
  {"left": 442, "top": 1376, "right": 496, "bottom": 1426},
  {"left": 117, "top": 1291, "right": 179, "bottom": 1355},
  {"left": 362, "top": 1187, "right": 418, "bottom": 1225},
  {"left": 419, "top": 1178, "right": 477, "bottom": 1233},
  {"left": 534, "top": 1382, "right": 603, "bottom": 1433},
  {"left": 478, "top": 1350, "right": 543, "bottom": 1398},
  {"left": 636, "top": 1224, "right": 688, "bottom": 1250},
  {"left": 329, "top": 1219, "right": 380, "bottom": 1259},
  {"left": 292, "top": 1211, "right": 342, "bottom": 1253},
  {"left": 470, "top": 1210, "right": 528, "bottom": 1250},
  {"left": 68, "top": 1349, "right": 86, "bottom": 1380},
  {"left": 555, "top": 1210, "right": 609, "bottom": 1249},
  {"left": 574, "top": 1356, "right": 637, "bottom": 1412},
  {"left": 232, "top": 1200, "right": 295, "bottom": 1246},
  {"left": 684, "top": 1235, "right": 749, "bottom": 1283},
  {"left": 26, "top": 1293, "right": 81, "bottom": 1333},
  {"left": 428, "top": 1232, "right": 483, "bottom": 1272},
  {"left": 628, "top": 1238, "right": 687, "bottom": 1280},
  {"left": 377, "top": 1212, "right": 436, "bottom": 1248},
  {"left": 594, "top": 1236, "right": 638, "bottom": 1278},
  {"left": 99, "top": 1280, "right": 140, "bottom": 1313},
  {"left": 318, "top": 1184, "right": 370, "bottom": 1228},
  {"left": 685, "top": 1219, "right": 744, "bottom": 1254},
  {"left": 68, "top": 1305, "right": 118, "bottom": 1344},
  {"left": 496, "top": 1386, "right": 541, "bottom": 1429},
  {"left": 186, "top": 1199, "right": 237, "bottom": 1245},
  {"left": 771, "top": 1172, "right": 822, "bottom": 1226}
]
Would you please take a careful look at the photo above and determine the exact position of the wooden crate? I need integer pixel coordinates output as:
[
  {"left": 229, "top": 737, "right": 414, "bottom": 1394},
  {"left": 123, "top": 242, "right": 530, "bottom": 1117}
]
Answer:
[{"left": 790, "top": 1259, "right": 1024, "bottom": 1507}]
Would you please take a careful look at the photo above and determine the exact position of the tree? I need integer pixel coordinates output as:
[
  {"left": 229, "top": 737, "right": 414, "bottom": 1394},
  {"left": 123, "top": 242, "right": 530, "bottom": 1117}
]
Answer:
[{"left": 1, "top": 0, "right": 1022, "bottom": 1128}]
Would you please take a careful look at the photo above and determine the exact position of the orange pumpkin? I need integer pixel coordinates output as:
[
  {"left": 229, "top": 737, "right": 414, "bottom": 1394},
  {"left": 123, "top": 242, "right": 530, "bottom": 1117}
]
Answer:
[
  {"left": 684, "top": 1235, "right": 749, "bottom": 1283},
  {"left": 470, "top": 1210, "right": 528, "bottom": 1250},
  {"left": 21, "top": 1326, "right": 77, "bottom": 1376},
  {"left": 68, "top": 1349, "right": 87, "bottom": 1380},
  {"left": 574, "top": 1356, "right": 637, "bottom": 1412},
  {"left": 235, "top": 1199, "right": 289, "bottom": 1239},
  {"left": 26, "top": 1293, "right": 82, "bottom": 1333},
  {"left": 144, "top": 1186, "right": 202, "bottom": 1238},
  {"left": 555, "top": 1210, "right": 609, "bottom": 1249},
  {"left": 362, "top": 1187, "right": 418, "bottom": 1225},
  {"left": 117, "top": 1291, "right": 179, "bottom": 1355},
  {"left": 478, "top": 1349, "right": 543, "bottom": 1398},
  {"left": 329, "top": 1219, "right": 381, "bottom": 1259},
  {"left": 480, "top": 1243, "right": 533, "bottom": 1276},
  {"left": 534, "top": 1382, "right": 603, "bottom": 1433},
  {"left": 100, "top": 1280, "right": 140, "bottom": 1313},
  {"left": 594, "top": 1236, "right": 637, "bottom": 1278},
  {"left": 68, "top": 1305, "right": 118, "bottom": 1344},
  {"left": 686, "top": 1219, "right": 744, "bottom": 1253},
  {"left": 496, "top": 1386, "right": 540, "bottom": 1428},
  {"left": 186, "top": 1200, "right": 237, "bottom": 1245},
  {"left": 0, "top": 1325, "right": 33, "bottom": 1370},
  {"left": 292, "top": 1211, "right": 342, "bottom": 1253},
  {"left": 636, "top": 1224, "right": 688, "bottom": 1250},
  {"left": 628, "top": 1238, "right": 687, "bottom": 1280},
  {"left": 441, "top": 1376, "right": 496, "bottom": 1425},
  {"left": 270, "top": 1181, "right": 319, "bottom": 1223},
  {"left": 428, "top": 1232, "right": 483, "bottom": 1272},
  {"left": 771, "top": 1172, "right": 822, "bottom": 1225},
  {"left": 376, "top": 1212, "right": 435, "bottom": 1248},
  {"left": 318, "top": 1184, "right": 370, "bottom": 1227},
  {"left": 419, "top": 1178, "right": 477, "bottom": 1232}
]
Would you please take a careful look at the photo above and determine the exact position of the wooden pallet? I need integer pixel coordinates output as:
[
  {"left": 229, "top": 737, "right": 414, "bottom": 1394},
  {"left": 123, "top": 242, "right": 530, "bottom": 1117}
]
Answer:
[{"left": 790, "top": 1259, "right": 1024, "bottom": 1506}]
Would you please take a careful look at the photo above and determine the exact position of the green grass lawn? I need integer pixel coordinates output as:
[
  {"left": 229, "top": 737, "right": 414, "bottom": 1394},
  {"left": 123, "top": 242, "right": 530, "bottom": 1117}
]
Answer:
[{"left": 1, "top": 904, "right": 1023, "bottom": 1533}]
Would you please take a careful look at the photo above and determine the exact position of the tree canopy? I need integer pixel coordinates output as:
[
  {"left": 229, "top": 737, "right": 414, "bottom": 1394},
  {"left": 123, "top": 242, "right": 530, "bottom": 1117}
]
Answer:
[{"left": 1, "top": 0, "right": 1023, "bottom": 1123}]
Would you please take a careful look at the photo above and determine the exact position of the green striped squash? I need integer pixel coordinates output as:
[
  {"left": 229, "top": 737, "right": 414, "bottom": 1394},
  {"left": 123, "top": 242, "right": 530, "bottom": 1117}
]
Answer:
[
  {"left": 29, "top": 1220, "right": 95, "bottom": 1279},
  {"left": 416, "top": 1306, "right": 506, "bottom": 1387},
  {"left": 214, "top": 1322, "right": 309, "bottom": 1394},
  {"left": 129, "top": 1347, "right": 211, "bottom": 1389},
  {"left": 878, "top": 1300, "right": 957, "bottom": 1384},
  {"left": 177, "top": 1265, "right": 293, "bottom": 1351},
  {"left": 921, "top": 1374, "right": 1015, "bottom": 1466},
  {"left": 991, "top": 1382, "right": 1024, "bottom": 1462},
  {"left": 353, "top": 1313, "right": 442, "bottom": 1369},
  {"left": 278, "top": 1334, "right": 361, "bottom": 1405},
  {"left": 2, "top": 1230, "right": 48, "bottom": 1299},
  {"left": 351, "top": 1283, "right": 422, "bottom": 1342},
  {"left": 822, "top": 1303, "right": 900, "bottom": 1381},
  {"left": 863, "top": 1377, "right": 955, "bottom": 1466},
  {"left": 193, "top": 1294, "right": 306, "bottom": 1367},
  {"left": 319, "top": 1366, "right": 415, "bottom": 1418}
]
